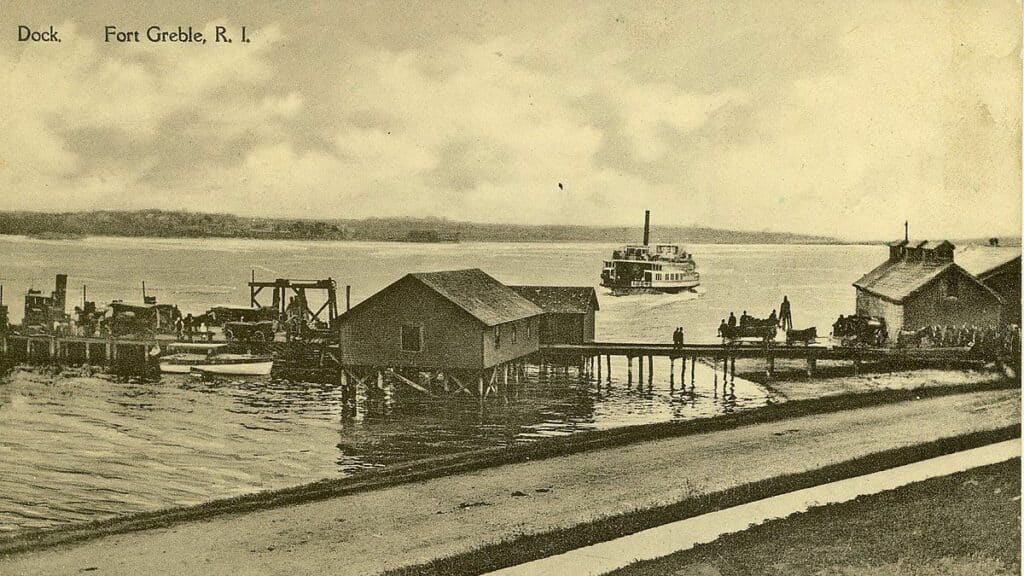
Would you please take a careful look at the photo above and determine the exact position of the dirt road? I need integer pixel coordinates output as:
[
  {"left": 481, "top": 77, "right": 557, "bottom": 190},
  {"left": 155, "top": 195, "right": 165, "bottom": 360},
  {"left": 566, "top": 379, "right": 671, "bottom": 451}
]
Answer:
[{"left": 2, "top": 389, "right": 1018, "bottom": 576}]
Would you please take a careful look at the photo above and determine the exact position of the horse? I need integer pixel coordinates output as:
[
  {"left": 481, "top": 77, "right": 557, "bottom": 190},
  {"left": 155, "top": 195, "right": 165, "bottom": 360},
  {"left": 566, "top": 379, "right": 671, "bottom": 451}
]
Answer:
[{"left": 786, "top": 327, "right": 817, "bottom": 345}]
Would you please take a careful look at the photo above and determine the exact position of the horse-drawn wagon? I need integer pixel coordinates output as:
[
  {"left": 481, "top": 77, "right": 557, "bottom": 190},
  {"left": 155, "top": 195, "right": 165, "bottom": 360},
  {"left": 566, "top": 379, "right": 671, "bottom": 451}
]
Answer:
[
  {"left": 832, "top": 315, "right": 887, "bottom": 347},
  {"left": 719, "top": 317, "right": 777, "bottom": 343}
]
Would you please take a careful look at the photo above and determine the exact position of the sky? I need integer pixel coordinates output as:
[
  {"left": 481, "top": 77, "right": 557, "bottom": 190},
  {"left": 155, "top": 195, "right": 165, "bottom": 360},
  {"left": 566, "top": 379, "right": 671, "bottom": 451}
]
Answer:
[{"left": 0, "top": 1, "right": 1020, "bottom": 240}]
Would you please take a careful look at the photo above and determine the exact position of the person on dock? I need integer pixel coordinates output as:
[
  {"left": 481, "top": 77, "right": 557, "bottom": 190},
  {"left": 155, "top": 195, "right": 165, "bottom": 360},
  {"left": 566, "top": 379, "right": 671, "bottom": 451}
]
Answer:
[
  {"left": 673, "top": 327, "right": 685, "bottom": 347},
  {"left": 183, "top": 314, "right": 194, "bottom": 342},
  {"left": 174, "top": 316, "right": 184, "bottom": 340},
  {"left": 740, "top": 311, "right": 750, "bottom": 327},
  {"left": 768, "top": 309, "right": 778, "bottom": 326},
  {"left": 717, "top": 319, "right": 728, "bottom": 338},
  {"left": 779, "top": 296, "right": 792, "bottom": 331},
  {"left": 727, "top": 312, "right": 737, "bottom": 329}
]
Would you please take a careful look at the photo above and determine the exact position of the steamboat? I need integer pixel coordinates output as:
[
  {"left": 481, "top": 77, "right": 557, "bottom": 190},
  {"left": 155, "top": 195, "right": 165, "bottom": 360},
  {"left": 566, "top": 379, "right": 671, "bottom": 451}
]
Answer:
[{"left": 600, "top": 210, "right": 700, "bottom": 294}]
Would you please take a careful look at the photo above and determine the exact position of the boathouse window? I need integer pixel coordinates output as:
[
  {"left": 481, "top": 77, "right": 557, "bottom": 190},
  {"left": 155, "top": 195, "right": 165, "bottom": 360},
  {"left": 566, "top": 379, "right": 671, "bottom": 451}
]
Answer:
[
  {"left": 495, "top": 324, "right": 501, "bottom": 348},
  {"left": 526, "top": 318, "right": 532, "bottom": 338},
  {"left": 511, "top": 325, "right": 517, "bottom": 344},
  {"left": 400, "top": 324, "right": 423, "bottom": 352}
]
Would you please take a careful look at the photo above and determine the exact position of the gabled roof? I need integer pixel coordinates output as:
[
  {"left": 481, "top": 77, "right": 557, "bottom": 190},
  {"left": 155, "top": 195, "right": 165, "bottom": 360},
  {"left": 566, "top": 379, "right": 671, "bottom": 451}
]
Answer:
[
  {"left": 854, "top": 259, "right": 1001, "bottom": 304},
  {"left": 408, "top": 269, "right": 542, "bottom": 326},
  {"left": 920, "top": 240, "right": 954, "bottom": 251},
  {"left": 854, "top": 259, "right": 952, "bottom": 302},
  {"left": 508, "top": 286, "right": 600, "bottom": 314},
  {"left": 955, "top": 245, "right": 1022, "bottom": 279}
]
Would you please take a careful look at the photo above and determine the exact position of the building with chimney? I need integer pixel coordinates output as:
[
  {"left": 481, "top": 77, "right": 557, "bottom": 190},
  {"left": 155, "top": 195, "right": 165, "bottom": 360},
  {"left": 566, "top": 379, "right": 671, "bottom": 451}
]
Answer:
[{"left": 853, "top": 239, "right": 1003, "bottom": 341}]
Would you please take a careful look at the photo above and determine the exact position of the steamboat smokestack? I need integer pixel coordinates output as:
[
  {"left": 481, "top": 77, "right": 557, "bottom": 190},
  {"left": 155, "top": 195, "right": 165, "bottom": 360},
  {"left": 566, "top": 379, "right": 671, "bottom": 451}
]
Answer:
[
  {"left": 643, "top": 210, "right": 651, "bottom": 245},
  {"left": 54, "top": 274, "right": 67, "bottom": 312}
]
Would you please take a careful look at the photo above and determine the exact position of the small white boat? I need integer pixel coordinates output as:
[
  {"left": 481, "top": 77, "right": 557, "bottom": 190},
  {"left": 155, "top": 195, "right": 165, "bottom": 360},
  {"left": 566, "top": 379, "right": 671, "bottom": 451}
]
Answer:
[{"left": 159, "top": 343, "right": 273, "bottom": 376}]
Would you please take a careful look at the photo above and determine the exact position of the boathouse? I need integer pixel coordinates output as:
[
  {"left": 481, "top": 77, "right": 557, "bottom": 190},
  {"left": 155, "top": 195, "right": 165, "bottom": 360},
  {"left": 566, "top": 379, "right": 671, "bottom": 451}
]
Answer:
[
  {"left": 335, "top": 269, "right": 542, "bottom": 370},
  {"left": 956, "top": 244, "right": 1022, "bottom": 326},
  {"left": 853, "top": 240, "right": 1003, "bottom": 340},
  {"left": 508, "top": 286, "right": 598, "bottom": 344}
]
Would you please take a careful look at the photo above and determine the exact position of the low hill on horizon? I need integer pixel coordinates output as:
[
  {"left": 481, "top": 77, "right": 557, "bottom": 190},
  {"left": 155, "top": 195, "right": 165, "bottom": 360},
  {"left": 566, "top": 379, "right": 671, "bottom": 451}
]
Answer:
[{"left": 0, "top": 209, "right": 861, "bottom": 245}]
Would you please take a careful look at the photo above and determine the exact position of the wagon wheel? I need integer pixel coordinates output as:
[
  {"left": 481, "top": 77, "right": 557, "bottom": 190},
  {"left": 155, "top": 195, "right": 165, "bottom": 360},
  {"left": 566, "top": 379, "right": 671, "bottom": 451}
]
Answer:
[
  {"left": 224, "top": 328, "right": 235, "bottom": 341},
  {"left": 252, "top": 330, "right": 267, "bottom": 343}
]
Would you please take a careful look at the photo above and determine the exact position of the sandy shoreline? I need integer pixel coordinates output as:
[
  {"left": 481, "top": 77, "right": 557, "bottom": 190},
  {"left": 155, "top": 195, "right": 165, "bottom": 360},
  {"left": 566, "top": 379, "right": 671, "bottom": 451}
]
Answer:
[
  {"left": 735, "top": 359, "right": 1010, "bottom": 401},
  {"left": 1, "top": 386, "right": 1018, "bottom": 576}
]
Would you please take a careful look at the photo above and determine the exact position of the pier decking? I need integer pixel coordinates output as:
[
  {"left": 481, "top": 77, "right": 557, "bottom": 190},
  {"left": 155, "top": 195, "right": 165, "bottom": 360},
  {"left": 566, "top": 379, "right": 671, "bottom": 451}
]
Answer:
[
  {"left": 539, "top": 342, "right": 976, "bottom": 361},
  {"left": 538, "top": 341, "right": 985, "bottom": 383},
  {"left": 0, "top": 331, "right": 998, "bottom": 400}
]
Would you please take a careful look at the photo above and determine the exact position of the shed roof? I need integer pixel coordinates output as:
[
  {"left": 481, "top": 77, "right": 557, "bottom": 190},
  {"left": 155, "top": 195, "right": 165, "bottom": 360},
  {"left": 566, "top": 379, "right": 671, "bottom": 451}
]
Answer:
[
  {"left": 854, "top": 259, "right": 1001, "bottom": 304},
  {"left": 955, "top": 245, "right": 1022, "bottom": 279},
  {"left": 854, "top": 259, "right": 953, "bottom": 303},
  {"left": 408, "top": 269, "right": 543, "bottom": 326},
  {"left": 508, "top": 286, "right": 600, "bottom": 314}
]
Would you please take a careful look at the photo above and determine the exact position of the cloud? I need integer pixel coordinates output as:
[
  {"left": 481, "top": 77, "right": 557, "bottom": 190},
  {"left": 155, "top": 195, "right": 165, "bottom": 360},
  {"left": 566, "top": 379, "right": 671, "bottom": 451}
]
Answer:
[{"left": 0, "top": 2, "right": 1018, "bottom": 240}]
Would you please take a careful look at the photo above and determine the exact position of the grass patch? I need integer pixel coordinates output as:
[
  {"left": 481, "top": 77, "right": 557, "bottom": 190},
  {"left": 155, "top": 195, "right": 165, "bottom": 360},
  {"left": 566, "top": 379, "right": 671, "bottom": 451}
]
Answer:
[
  {"left": 609, "top": 458, "right": 1021, "bottom": 576},
  {"left": 380, "top": 427, "right": 1020, "bottom": 576}
]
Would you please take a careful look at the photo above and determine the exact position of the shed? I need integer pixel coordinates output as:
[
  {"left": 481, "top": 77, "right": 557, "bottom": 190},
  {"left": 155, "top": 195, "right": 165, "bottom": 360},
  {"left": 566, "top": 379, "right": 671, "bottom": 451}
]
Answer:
[
  {"left": 335, "top": 269, "right": 542, "bottom": 370},
  {"left": 509, "top": 286, "right": 599, "bottom": 344},
  {"left": 956, "top": 245, "right": 1022, "bottom": 326},
  {"left": 853, "top": 241, "right": 1004, "bottom": 341}
]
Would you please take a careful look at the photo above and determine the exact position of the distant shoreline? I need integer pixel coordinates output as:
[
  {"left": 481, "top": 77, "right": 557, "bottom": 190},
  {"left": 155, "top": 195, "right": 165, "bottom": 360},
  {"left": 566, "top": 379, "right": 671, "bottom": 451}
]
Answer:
[
  {"left": 0, "top": 232, "right": 870, "bottom": 246},
  {"left": 0, "top": 210, "right": 1016, "bottom": 246},
  {"left": 0, "top": 209, "right": 843, "bottom": 245}
]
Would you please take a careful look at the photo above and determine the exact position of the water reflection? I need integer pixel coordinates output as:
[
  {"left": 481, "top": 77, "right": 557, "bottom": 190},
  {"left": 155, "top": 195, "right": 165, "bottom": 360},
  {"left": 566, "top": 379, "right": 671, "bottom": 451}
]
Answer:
[{"left": 0, "top": 357, "right": 773, "bottom": 533}]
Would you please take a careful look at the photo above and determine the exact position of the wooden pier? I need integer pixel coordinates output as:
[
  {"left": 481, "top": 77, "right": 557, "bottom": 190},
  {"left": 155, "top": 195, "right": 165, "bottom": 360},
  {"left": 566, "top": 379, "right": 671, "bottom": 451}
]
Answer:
[
  {"left": 0, "top": 334, "right": 163, "bottom": 371},
  {"left": 0, "top": 331, "right": 996, "bottom": 400},
  {"left": 538, "top": 341, "right": 983, "bottom": 381}
]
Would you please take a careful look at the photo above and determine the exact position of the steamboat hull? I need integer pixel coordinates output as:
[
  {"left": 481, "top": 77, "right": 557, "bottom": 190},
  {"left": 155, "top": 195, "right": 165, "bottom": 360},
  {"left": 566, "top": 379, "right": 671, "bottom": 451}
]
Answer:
[{"left": 602, "top": 279, "right": 700, "bottom": 295}]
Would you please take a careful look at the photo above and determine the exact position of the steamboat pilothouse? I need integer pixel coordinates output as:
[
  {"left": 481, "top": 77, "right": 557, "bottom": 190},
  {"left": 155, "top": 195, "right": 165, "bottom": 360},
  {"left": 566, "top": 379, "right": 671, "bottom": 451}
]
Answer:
[{"left": 600, "top": 210, "right": 700, "bottom": 294}]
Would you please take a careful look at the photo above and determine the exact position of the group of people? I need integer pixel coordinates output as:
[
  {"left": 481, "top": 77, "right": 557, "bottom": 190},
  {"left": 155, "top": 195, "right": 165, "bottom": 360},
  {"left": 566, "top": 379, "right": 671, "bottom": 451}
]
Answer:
[
  {"left": 672, "top": 326, "right": 685, "bottom": 346},
  {"left": 716, "top": 296, "right": 795, "bottom": 336},
  {"left": 901, "top": 323, "right": 1021, "bottom": 354}
]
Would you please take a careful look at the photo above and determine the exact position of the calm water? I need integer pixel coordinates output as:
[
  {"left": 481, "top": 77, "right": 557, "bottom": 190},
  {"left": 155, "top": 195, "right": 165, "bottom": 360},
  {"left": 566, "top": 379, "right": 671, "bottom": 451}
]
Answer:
[{"left": 0, "top": 237, "right": 883, "bottom": 533}]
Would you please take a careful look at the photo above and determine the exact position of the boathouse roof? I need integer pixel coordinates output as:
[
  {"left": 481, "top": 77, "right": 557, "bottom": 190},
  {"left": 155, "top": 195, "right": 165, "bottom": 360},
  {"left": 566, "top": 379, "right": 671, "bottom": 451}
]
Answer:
[
  {"left": 955, "top": 245, "right": 1021, "bottom": 279},
  {"left": 407, "top": 269, "right": 543, "bottom": 326},
  {"left": 508, "top": 286, "right": 600, "bottom": 314},
  {"left": 854, "top": 259, "right": 954, "bottom": 302},
  {"left": 854, "top": 258, "right": 1001, "bottom": 304}
]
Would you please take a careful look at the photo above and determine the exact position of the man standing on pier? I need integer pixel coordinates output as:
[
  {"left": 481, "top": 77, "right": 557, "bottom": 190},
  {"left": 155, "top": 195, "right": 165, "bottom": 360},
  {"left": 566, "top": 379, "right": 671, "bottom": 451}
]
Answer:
[{"left": 779, "top": 296, "right": 793, "bottom": 331}]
